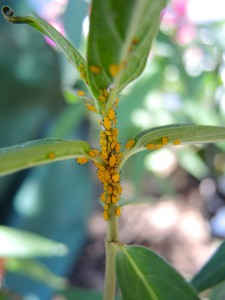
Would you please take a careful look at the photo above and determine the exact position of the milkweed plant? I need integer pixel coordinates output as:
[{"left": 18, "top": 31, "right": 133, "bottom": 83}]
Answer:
[{"left": 1, "top": 1, "right": 225, "bottom": 299}]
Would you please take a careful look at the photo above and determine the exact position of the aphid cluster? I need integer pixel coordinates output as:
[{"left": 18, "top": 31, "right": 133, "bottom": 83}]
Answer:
[
  {"left": 94, "top": 109, "right": 122, "bottom": 221},
  {"left": 145, "top": 137, "right": 181, "bottom": 150}
]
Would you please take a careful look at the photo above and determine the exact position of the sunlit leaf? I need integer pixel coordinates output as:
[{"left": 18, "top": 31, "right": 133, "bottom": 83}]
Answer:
[
  {"left": 6, "top": 258, "right": 67, "bottom": 289},
  {"left": 121, "top": 124, "right": 225, "bottom": 168},
  {"left": 191, "top": 240, "right": 225, "bottom": 292},
  {"left": 116, "top": 245, "right": 199, "bottom": 300},
  {"left": 1, "top": 6, "right": 88, "bottom": 84},
  {"left": 87, "top": 0, "right": 167, "bottom": 107},
  {"left": 0, "top": 226, "right": 68, "bottom": 258},
  {"left": 0, "top": 138, "right": 91, "bottom": 176}
]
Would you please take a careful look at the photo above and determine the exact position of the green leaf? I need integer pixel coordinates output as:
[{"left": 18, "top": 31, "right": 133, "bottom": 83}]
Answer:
[
  {"left": 6, "top": 258, "right": 67, "bottom": 289},
  {"left": 121, "top": 124, "right": 225, "bottom": 168},
  {"left": 57, "top": 288, "right": 103, "bottom": 300},
  {"left": 0, "top": 226, "right": 68, "bottom": 258},
  {"left": 87, "top": 0, "right": 167, "bottom": 107},
  {"left": 191, "top": 240, "right": 225, "bottom": 292},
  {"left": 0, "top": 138, "right": 91, "bottom": 176},
  {"left": 116, "top": 245, "right": 200, "bottom": 300},
  {"left": 1, "top": 6, "right": 88, "bottom": 84}
]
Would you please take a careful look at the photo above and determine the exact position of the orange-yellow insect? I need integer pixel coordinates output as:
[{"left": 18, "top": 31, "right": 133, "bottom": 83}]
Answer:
[
  {"left": 103, "top": 117, "right": 111, "bottom": 130},
  {"left": 146, "top": 144, "right": 156, "bottom": 150},
  {"left": 90, "top": 65, "right": 101, "bottom": 74},
  {"left": 161, "top": 136, "right": 168, "bottom": 145},
  {"left": 89, "top": 149, "right": 99, "bottom": 158},
  {"left": 125, "top": 139, "right": 135, "bottom": 149},
  {"left": 112, "top": 173, "right": 120, "bottom": 183},
  {"left": 76, "top": 157, "right": 89, "bottom": 164},
  {"left": 109, "top": 64, "right": 120, "bottom": 77},
  {"left": 48, "top": 152, "right": 55, "bottom": 160},
  {"left": 109, "top": 154, "right": 117, "bottom": 168},
  {"left": 115, "top": 206, "right": 121, "bottom": 217},
  {"left": 173, "top": 140, "right": 181, "bottom": 145},
  {"left": 77, "top": 90, "right": 85, "bottom": 97},
  {"left": 103, "top": 210, "right": 109, "bottom": 221}
]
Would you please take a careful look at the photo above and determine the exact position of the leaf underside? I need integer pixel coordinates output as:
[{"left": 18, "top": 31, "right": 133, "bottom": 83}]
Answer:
[
  {"left": 0, "top": 138, "right": 91, "bottom": 176},
  {"left": 121, "top": 124, "right": 225, "bottom": 167}
]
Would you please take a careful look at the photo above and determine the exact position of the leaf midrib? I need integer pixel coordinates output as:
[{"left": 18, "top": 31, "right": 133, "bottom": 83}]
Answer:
[{"left": 122, "top": 247, "right": 158, "bottom": 300}]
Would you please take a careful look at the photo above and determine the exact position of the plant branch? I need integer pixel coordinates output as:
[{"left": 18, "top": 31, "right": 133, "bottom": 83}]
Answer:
[{"left": 103, "top": 215, "right": 119, "bottom": 300}]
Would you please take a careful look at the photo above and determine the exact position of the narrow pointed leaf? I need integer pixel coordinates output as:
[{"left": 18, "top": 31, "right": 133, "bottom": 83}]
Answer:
[
  {"left": 191, "top": 240, "right": 225, "bottom": 292},
  {"left": 116, "top": 245, "right": 199, "bottom": 300},
  {"left": 121, "top": 125, "right": 225, "bottom": 168},
  {"left": 0, "top": 226, "right": 68, "bottom": 258},
  {"left": 2, "top": 6, "right": 88, "bottom": 84},
  {"left": 87, "top": 0, "right": 167, "bottom": 106},
  {"left": 0, "top": 138, "right": 91, "bottom": 176},
  {"left": 6, "top": 259, "right": 67, "bottom": 289}
]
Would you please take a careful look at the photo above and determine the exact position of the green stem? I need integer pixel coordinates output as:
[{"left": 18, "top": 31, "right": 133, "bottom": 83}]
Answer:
[{"left": 103, "top": 215, "right": 119, "bottom": 300}]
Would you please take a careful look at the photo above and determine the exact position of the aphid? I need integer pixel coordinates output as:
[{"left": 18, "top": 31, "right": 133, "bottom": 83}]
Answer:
[
  {"left": 112, "top": 173, "right": 120, "bottom": 183},
  {"left": 146, "top": 144, "right": 156, "bottom": 150},
  {"left": 90, "top": 65, "right": 101, "bottom": 74},
  {"left": 115, "top": 142, "right": 121, "bottom": 153},
  {"left": 85, "top": 103, "right": 98, "bottom": 113},
  {"left": 109, "top": 64, "right": 120, "bottom": 77},
  {"left": 104, "top": 170, "right": 111, "bottom": 182},
  {"left": 101, "top": 193, "right": 107, "bottom": 203},
  {"left": 173, "top": 140, "right": 181, "bottom": 145},
  {"left": 108, "top": 109, "right": 116, "bottom": 121},
  {"left": 89, "top": 149, "right": 99, "bottom": 158},
  {"left": 125, "top": 139, "right": 135, "bottom": 149},
  {"left": 109, "top": 155, "right": 117, "bottom": 168},
  {"left": 76, "top": 157, "right": 89, "bottom": 164},
  {"left": 77, "top": 90, "right": 85, "bottom": 97},
  {"left": 103, "top": 210, "right": 109, "bottom": 221},
  {"left": 114, "top": 98, "right": 119, "bottom": 108},
  {"left": 115, "top": 206, "right": 121, "bottom": 217},
  {"left": 48, "top": 152, "right": 55, "bottom": 160},
  {"left": 155, "top": 144, "right": 162, "bottom": 149},
  {"left": 104, "top": 204, "right": 109, "bottom": 210},
  {"left": 103, "top": 117, "right": 111, "bottom": 130},
  {"left": 161, "top": 136, "right": 168, "bottom": 146},
  {"left": 98, "top": 95, "right": 106, "bottom": 102},
  {"left": 112, "top": 195, "right": 118, "bottom": 204}
]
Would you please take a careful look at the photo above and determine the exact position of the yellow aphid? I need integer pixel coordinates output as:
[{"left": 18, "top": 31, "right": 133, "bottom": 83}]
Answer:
[
  {"left": 111, "top": 142, "right": 115, "bottom": 149},
  {"left": 48, "top": 152, "right": 55, "bottom": 160},
  {"left": 108, "top": 109, "right": 116, "bottom": 121},
  {"left": 103, "top": 117, "right": 111, "bottom": 130},
  {"left": 90, "top": 65, "right": 101, "bottom": 74},
  {"left": 112, "top": 195, "right": 118, "bottom": 204},
  {"left": 76, "top": 157, "right": 89, "bottom": 164},
  {"left": 85, "top": 104, "right": 98, "bottom": 113},
  {"left": 146, "top": 144, "right": 156, "bottom": 150},
  {"left": 89, "top": 149, "right": 99, "bottom": 158},
  {"left": 98, "top": 95, "right": 106, "bottom": 102},
  {"left": 109, "top": 155, "right": 117, "bottom": 168},
  {"left": 101, "top": 193, "right": 107, "bottom": 203},
  {"left": 101, "top": 151, "right": 108, "bottom": 160},
  {"left": 77, "top": 90, "right": 85, "bottom": 97},
  {"left": 125, "top": 139, "right": 135, "bottom": 149},
  {"left": 108, "top": 185, "right": 113, "bottom": 194},
  {"left": 95, "top": 163, "right": 105, "bottom": 171},
  {"left": 104, "top": 170, "right": 111, "bottom": 182},
  {"left": 109, "top": 64, "right": 121, "bottom": 77},
  {"left": 115, "top": 206, "right": 121, "bottom": 217},
  {"left": 105, "top": 130, "right": 112, "bottom": 136},
  {"left": 156, "top": 144, "right": 162, "bottom": 149},
  {"left": 104, "top": 204, "right": 109, "bottom": 210},
  {"left": 173, "top": 140, "right": 181, "bottom": 145},
  {"left": 115, "top": 142, "right": 121, "bottom": 153},
  {"left": 103, "top": 210, "right": 109, "bottom": 221},
  {"left": 112, "top": 173, "right": 120, "bottom": 183},
  {"left": 162, "top": 136, "right": 168, "bottom": 145},
  {"left": 114, "top": 98, "right": 119, "bottom": 108}
]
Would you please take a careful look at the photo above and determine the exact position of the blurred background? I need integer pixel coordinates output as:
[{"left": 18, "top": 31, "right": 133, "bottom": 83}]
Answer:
[{"left": 1, "top": 0, "right": 225, "bottom": 299}]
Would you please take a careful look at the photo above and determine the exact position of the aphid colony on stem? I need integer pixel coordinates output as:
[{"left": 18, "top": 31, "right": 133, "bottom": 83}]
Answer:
[{"left": 75, "top": 63, "right": 181, "bottom": 221}]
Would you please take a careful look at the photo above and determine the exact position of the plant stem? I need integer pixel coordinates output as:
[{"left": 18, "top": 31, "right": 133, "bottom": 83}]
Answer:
[{"left": 103, "top": 215, "right": 119, "bottom": 300}]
